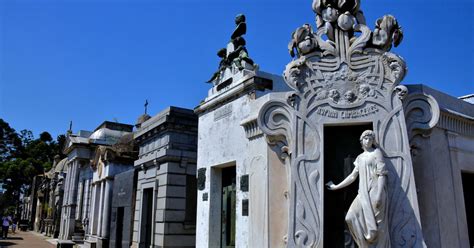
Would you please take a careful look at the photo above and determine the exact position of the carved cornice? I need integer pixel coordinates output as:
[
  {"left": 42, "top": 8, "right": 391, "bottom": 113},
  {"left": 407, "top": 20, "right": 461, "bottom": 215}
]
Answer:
[
  {"left": 195, "top": 74, "right": 273, "bottom": 115},
  {"left": 437, "top": 109, "right": 474, "bottom": 137},
  {"left": 240, "top": 118, "right": 263, "bottom": 139},
  {"left": 134, "top": 107, "right": 197, "bottom": 143}
]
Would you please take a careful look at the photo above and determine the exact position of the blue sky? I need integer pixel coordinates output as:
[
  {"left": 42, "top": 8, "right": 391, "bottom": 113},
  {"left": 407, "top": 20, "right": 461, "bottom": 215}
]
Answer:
[{"left": 1, "top": 0, "right": 473, "bottom": 138}]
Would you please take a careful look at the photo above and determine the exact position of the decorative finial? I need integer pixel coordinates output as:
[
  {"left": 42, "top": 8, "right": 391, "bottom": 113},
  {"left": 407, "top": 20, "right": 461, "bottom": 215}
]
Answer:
[{"left": 288, "top": 0, "right": 403, "bottom": 60}]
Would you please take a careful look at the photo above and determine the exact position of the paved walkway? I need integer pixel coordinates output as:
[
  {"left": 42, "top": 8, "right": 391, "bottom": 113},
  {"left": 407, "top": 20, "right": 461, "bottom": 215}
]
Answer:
[{"left": 0, "top": 230, "right": 56, "bottom": 248}]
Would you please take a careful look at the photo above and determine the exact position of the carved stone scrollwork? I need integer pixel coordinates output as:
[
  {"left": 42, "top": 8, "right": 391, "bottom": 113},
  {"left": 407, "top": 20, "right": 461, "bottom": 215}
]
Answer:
[
  {"left": 259, "top": 1, "right": 425, "bottom": 247},
  {"left": 258, "top": 93, "right": 322, "bottom": 247},
  {"left": 258, "top": 100, "right": 294, "bottom": 160},
  {"left": 403, "top": 92, "right": 440, "bottom": 141}
]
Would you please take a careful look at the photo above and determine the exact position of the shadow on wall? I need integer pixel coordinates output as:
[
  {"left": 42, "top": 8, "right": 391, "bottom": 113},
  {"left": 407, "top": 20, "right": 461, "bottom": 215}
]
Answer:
[{"left": 384, "top": 156, "right": 424, "bottom": 247}]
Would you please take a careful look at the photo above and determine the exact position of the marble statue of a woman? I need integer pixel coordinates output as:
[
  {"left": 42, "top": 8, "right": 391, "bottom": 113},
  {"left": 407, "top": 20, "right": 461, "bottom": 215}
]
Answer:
[{"left": 326, "top": 130, "right": 390, "bottom": 248}]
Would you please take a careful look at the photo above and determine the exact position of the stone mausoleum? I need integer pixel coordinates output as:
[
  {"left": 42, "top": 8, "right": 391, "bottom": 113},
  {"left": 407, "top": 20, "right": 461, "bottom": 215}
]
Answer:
[
  {"left": 195, "top": 1, "right": 474, "bottom": 248},
  {"left": 195, "top": 11, "right": 290, "bottom": 247},
  {"left": 58, "top": 121, "right": 136, "bottom": 247},
  {"left": 131, "top": 107, "right": 198, "bottom": 248},
  {"left": 85, "top": 122, "right": 136, "bottom": 248}
]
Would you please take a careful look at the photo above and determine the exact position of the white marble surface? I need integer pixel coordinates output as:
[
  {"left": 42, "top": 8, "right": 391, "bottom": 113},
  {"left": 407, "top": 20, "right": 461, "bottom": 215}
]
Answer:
[{"left": 196, "top": 69, "right": 288, "bottom": 247}]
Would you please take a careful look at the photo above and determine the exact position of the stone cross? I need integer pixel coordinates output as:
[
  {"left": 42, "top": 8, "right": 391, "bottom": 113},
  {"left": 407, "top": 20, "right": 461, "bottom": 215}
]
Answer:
[
  {"left": 67, "top": 121, "right": 73, "bottom": 135},
  {"left": 144, "top": 100, "right": 149, "bottom": 115}
]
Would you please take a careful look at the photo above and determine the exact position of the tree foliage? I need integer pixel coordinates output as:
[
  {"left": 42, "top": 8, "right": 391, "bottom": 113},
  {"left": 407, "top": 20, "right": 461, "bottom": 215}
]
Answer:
[
  {"left": 0, "top": 119, "right": 23, "bottom": 162},
  {"left": 0, "top": 119, "right": 65, "bottom": 211}
]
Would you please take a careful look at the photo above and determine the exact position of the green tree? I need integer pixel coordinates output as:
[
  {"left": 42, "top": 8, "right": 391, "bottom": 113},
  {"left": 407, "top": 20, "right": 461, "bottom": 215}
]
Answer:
[
  {"left": 0, "top": 119, "right": 65, "bottom": 212},
  {"left": 0, "top": 119, "right": 23, "bottom": 162}
]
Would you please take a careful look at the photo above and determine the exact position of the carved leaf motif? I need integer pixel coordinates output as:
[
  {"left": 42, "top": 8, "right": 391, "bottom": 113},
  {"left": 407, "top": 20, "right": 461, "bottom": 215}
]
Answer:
[
  {"left": 295, "top": 201, "right": 311, "bottom": 246},
  {"left": 348, "top": 24, "right": 371, "bottom": 56},
  {"left": 315, "top": 28, "right": 337, "bottom": 56},
  {"left": 293, "top": 160, "right": 320, "bottom": 246},
  {"left": 382, "top": 53, "right": 407, "bottom": 86},
  {"left": 312, "top": 0, "right": 323, "bottom": 14}
]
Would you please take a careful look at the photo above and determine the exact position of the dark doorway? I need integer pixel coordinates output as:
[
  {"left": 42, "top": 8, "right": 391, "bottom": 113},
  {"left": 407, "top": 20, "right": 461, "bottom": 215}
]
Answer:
[
  {"left": 221, "top": 166, "right": 236, "bottom": 248},
  {"left": 140, "top": 188, "right": 153, "bottom": 248},
  {"left": 462, "top": 172, "right": 474, "bottom": 247},
  {"left": 324, "top": 124, "right": 372, "bottom": 248},
  {"left": 185, "top": 175, "right": 197, "bottom": 224},
  {"left": 115, "top": 207, "right": 124, "bottom": 248}
]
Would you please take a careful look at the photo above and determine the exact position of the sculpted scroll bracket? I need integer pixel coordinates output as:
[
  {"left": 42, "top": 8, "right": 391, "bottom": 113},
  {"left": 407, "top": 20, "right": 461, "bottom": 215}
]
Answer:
[
  {"left": 403, "top": 92, "right": 440, "bottom": 141},
  {"left": 403, "top": 92, "right": 440, "bottom": 157}
]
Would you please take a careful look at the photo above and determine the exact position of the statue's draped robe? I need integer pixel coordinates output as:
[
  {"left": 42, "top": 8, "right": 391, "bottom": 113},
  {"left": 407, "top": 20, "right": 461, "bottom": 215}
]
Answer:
[{"left": 347, "top": 148, "right": 390, "bottom": 248}]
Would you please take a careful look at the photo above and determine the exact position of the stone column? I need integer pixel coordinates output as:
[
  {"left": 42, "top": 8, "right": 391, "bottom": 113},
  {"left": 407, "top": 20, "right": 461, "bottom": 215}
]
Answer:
[
  {"left": 82, "top": 179, "right": 90, "bottom": 233},
  {"left": 76, "top": 180, "right": 83, "bottom": 221},
  {"left": 101, "top": 180, "right": 113, "bottom": 238},
  {"left": 97, "top": 181, "right": 105, "bottom": 237},
  {"left": 86, "top": 180, "right": 91, "bottom": 215},
  {"left": 89, "top": 183, "right": 97, "bottom": 235},
  {"left": 63, "top": 161, "right": 76, "bottom": 239},
  {"left": 73, "top": 162, "right": 81, "bottom": 208},
  {"left": 34, "top": 198, "right": 42, "bottom": 232},
  {"left": 68, "top": 160, "right": 79, "bottom": 239},
  {"left": 68, "top": 161, "right": 77, "bottom": 204},
  {"left": 48, "top": 184, "right": 55, "bottom": 219},
  {"left": 62, "top": 165, "right": 70, "bottom": 206}
]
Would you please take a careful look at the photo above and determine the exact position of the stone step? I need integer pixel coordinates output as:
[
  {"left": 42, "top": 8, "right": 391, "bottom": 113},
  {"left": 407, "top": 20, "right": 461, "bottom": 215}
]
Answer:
[
  {"left": 57, "top": 240, "right": 75, "bottom": 248},
  {"left": 72, "top": 235, "right": 85, "bottom": 244}
]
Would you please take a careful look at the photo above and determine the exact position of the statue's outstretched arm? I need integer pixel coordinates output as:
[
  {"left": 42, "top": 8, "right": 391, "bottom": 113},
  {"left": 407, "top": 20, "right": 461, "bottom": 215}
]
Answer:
[{"left": 326, "top": 166, "right": 359, "bottom": 190}]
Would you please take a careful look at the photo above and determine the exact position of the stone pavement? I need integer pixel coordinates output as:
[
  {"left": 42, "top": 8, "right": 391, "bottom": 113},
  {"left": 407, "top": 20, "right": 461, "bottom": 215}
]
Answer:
[{"left": 0, "top": 230, "right": 56, "bottom": 248}]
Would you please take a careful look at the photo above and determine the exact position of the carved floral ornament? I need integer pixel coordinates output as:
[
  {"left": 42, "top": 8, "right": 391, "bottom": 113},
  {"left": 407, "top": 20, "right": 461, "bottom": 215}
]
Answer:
[{"left": 286, "top": 0, "right": 405, "bottom": 109}]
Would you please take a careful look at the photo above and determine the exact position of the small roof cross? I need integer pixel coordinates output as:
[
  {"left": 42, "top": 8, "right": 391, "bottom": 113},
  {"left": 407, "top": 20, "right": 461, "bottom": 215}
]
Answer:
[
  {"left": 67, "top": 121, "right": 73, "bottom": 135},
  {"left": 144, "top": 100, "right": 149, "bottom": 115}
]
